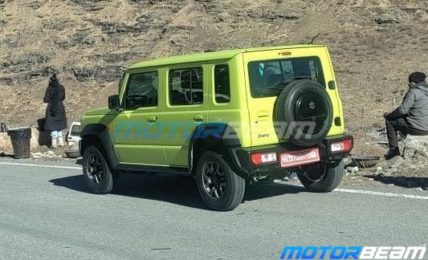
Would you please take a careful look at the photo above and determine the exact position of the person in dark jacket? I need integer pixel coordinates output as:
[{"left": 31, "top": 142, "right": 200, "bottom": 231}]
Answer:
[
  {"left": 384, "top": 72, "right": 428, "bottom": 159},
  {"left": 44, "top": 74, "right": 67, "bottom": 148}
]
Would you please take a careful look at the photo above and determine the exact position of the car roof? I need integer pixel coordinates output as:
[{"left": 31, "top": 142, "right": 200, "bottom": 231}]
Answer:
[{"left": 127, "top": 44, "right": 326, "bottom": 71}]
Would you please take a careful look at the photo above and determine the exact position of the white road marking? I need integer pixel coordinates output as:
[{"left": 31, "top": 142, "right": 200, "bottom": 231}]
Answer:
[
  {"left": 335, "top": 188, "right": 428, "bottom": 200},
  {"left": 1, "top": 161, "right": 427, "bottom": 200},
  {"left": 0, "top": 162, "right": 81, "bottom": 170}
]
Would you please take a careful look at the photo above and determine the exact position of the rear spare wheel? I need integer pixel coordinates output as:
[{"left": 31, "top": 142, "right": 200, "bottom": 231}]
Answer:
[{"left": 275, "top": 80, "right": 333, "bottom": 146}]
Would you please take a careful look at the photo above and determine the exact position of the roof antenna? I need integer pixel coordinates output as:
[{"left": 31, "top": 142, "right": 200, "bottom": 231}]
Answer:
[{"left": 308, "top": 33, "right": 321, "bottom": 44}]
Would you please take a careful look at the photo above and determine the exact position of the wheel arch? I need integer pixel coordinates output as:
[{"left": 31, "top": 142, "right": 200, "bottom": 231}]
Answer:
[
  {"left": 80, "top": 124, "right": 119, "bottom": 168},
  {"left": 188, "top": 123, "right": 242, "bottom": 176}
]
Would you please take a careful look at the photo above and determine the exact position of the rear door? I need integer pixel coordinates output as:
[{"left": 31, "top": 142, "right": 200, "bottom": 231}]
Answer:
[
  {"left": 162, "top": 65, "right": 209, "bottom": 167},
  {"left": 243, "top": 47, "right": 340, "bottom": 147}
]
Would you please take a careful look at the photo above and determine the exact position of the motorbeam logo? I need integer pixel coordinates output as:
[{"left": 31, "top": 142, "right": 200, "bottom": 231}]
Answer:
[{"left": 280, "top": 246, "right": 427, "bottom": 260}]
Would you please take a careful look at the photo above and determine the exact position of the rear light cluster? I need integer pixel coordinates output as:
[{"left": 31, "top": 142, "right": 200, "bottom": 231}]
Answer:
[
  {"left": 250, "top": 138, "right": 352, "bottom": 166},
  {"left": 330, "top": 139, "right": 353, "bottom": 153},
  {"left": 251, "top": 152, "right": 277, "bottom": 166}
]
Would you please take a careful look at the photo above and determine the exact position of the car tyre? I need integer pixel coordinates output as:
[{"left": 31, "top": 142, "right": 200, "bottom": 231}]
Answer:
[
  {"left": 297, "top": 160, "right": 344, "bottom": 192},
  {"left": 196, "top": 151, "right": 245, "bottom": 211},
  {"left": 275, "top": 80, "right": 333, "bottom": 147},
  {"left": 82, "top": 145, "right": 117, "bottom": 194}
]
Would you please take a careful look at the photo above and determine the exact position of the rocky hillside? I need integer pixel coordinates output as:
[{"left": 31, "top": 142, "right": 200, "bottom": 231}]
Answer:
[{"left": 1, "top": 0, "right": 428, "bottom": 137}]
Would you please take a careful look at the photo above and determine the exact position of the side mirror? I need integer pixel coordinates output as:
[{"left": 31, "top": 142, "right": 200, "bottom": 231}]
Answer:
[{"left": 108, "top": 95, "right": 120, "bottom": 110}]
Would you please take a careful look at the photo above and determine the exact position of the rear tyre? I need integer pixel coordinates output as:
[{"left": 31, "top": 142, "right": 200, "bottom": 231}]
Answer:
[
  {"left": 297, "top": 160, "right": 344, "bottom": 192},
  {"left": 196, "top": 151, "right": 245, "bottom": 211},
  {"left": 82, "top": 145, "right": 117, "bottom": 194}
]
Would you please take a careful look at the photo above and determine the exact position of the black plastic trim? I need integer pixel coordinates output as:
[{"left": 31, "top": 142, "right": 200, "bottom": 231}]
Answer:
[
  {"left": 116, "top": 163, "right": 190, "bottom": 175},
  {"left": 226, "top": 134, "right": 354, "bottom": 180}
]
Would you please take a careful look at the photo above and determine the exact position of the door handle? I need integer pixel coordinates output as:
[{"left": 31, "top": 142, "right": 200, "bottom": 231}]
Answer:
[
  {"left": 193, "top": 115, "right": 204, "bottom": 122},
  {"left": 147, "top": 116, "right": 158, "bottom": 123},
  {"left": 257, "top": 111, "right": 270, "bottom": 118}
]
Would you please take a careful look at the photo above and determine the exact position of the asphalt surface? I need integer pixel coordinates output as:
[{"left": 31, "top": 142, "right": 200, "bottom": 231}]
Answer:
[{"left": 0, "top": 157, "right": 427, "bottom": 260}]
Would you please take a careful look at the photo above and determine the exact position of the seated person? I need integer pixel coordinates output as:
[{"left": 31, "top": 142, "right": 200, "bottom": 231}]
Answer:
[{"left": 384, "top": 72, "right": 428, "bottom": 159}]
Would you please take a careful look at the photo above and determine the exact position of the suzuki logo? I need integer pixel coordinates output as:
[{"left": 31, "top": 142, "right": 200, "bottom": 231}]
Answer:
[{"left": 309, "top": 101, "right": 316, "bottom": 110}]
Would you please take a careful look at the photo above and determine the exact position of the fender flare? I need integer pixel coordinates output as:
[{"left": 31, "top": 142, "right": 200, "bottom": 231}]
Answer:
[
  {"left": 80, "top": 124, "right": 119, "bottom": 168},
  {"left": 188, "top": 123, "right": 243, "bottom": 175}
]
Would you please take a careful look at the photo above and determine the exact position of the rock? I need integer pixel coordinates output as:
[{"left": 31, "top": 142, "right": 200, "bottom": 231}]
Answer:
[
  {"left": 347, "top": 166, "right": 359, "bottom": 174},
  {"left": 376, "top": 166, "right": 383, "bottom": 173},
  {"left": 402, "top": 135, "right": 428, "bottom": 159},
  {"left": 374, "top": 13, "right": 400, "bottom": 24},
  {"left": 69, "top": 0, "right": 106, "bottom": 11},
  {"left": 246, "top": 9, "right": 299, "bottom": 21},
  {"left": 25, "top": 1, "right": 44, "bottom": 9},
  {"left": 289, "top": 172, "right": 298, "bottom": 180},
  {"left": 100, "top": 52, "right": 138, "bottom": 64},
  {"left": 2, "top": 52, "right": 50, "bottom": 73},
  {"left": 46, "top": 151, "right": 55, "bottom": 157},
  {"left": 31, "top": 152, "right": 44, "bottom": 159},
  {"left": 72, "top": 65, "right": 123, "bottom": 82},
  {"left": 0, "top": 132, "right": 12, "bottom": 153},
  {"left": 91, "top": 20, "right": 149, "bottom": 35}
]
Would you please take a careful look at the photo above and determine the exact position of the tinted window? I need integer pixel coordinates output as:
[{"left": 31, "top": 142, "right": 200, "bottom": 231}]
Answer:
[
  {"left": 214, "top": 65, "right": 230, "bottom": 103},
  {"left": 125, "top": 71, "right": 158, "bottom": 109},
  {"left": 248, "top": 57, "right": 325, "bottom": 98},
  {"left": 169, "top": 67, "right": 203, "bottom": 105}
]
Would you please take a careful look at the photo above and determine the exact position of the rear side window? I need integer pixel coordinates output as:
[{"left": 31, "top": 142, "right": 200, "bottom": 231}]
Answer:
[
  {"left": 125, "top": 71, "right": 158, "bottom": 109},
  {"left": 214, "top": 65, "right": 231, "bottom": 103},
  {"left": 169, "top": 67, "right": 203, "bottom": 105},
  {"left": 248, "top": 57, "right": 325, "bottom": 98}
]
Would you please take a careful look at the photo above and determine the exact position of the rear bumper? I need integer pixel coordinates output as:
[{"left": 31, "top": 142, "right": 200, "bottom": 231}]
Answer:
[{"left": 227, "top": 134, "right": 353, "bottom": 180}]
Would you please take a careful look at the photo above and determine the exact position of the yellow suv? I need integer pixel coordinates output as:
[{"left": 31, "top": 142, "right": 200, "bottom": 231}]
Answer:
[{"left": 80, "top": 45, "right": 353, "bottom": 211}]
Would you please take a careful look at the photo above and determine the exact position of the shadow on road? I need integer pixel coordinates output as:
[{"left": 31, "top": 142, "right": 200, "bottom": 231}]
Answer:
[
  {"left": 0, "top": 152, "right": 14, "bottom": 158},
  {"left": 50, "top": 174, "right": 305, "bottom": 210},
  {"left": 364, "top": 174, "right": 428, "bottom": 190}
]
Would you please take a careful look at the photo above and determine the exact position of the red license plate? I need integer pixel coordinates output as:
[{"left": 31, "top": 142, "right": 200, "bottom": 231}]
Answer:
[{"left": 280, "top": 148, "right": 320, "bottom": 168}]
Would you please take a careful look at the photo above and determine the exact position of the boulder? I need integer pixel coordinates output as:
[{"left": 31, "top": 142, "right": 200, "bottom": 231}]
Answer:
[
  {"left": 402, "top": 135, "right": 428, "bottom": 159},
  {"left": 0, "top": 132, "right": 13, "bottom": 153},
  {"left": 374, "top": 13, "right": 400, "bottom": 24}
]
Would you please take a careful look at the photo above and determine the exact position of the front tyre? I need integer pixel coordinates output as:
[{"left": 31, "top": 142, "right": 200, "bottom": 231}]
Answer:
[
  {"left": 82, "top": 145, "right": 117, "bottom": 194},
  {"left": 196, "top": 151, "right": 245, "bottom": 211},
  {"left": 297, "top": 160, "right": 344, "bottom": 192}
]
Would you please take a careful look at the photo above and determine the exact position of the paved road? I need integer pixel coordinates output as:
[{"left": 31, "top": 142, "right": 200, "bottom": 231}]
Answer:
[{"left": 0, "top": 158, "right": 427, "bottom": 260}]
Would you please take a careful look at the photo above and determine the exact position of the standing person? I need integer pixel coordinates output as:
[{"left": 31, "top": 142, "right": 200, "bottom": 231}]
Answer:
[
  {"left": 44, "top": 74, "right": 67, "bottom": 148},
  {"left": 383, "top": 72, "right": 428, "bottom": 159}
]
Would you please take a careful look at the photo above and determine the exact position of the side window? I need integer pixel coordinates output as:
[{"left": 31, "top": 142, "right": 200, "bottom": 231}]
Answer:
[
  {"left": 214, "top": 65, "right": 230, "bottom": 103},
  {"left": 169, "top": 67, "right": 203, "bottom": 105},
  {"left": 125, "top": 71, "right": 158, "bottom": 110}
]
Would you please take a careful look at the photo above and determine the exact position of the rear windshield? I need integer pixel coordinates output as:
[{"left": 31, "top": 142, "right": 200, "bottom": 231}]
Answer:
[
  {"left": 248, "top": 57, "right": 325, "bottom": 98},
  {"left": 70, "top": 125, "right": 81, "bottom": 136}
]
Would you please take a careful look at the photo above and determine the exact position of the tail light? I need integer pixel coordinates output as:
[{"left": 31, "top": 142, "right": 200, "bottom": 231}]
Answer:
[
  {"left": 331, "top": 139, "right": 353, "bottom": 153},
  {"left": 251, "top": 152, "right": 277, "bottom": 166}
]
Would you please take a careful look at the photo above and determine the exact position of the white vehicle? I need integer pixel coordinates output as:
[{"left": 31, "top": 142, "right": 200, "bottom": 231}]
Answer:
[{"left": 67, "top": 122, "right": 81, "bottom": 146}]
